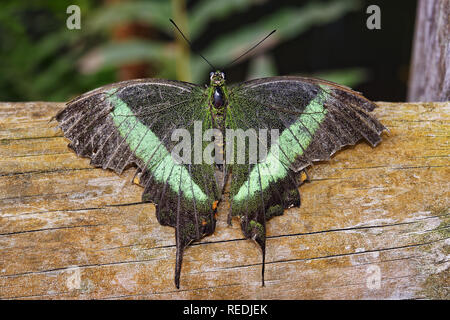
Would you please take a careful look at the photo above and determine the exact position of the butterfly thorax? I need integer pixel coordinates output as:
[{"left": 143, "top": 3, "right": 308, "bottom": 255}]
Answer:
[
  {"left": 213, "top": 86, "right": 224, "bottom": 108},
  {"left": 209, "top": 71, "right": 227, "bottom": 131}
]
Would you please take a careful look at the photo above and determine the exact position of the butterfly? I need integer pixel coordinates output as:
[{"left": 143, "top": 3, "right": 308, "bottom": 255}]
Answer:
[
  {"left": 55, "top": 23, "right": 386, "bottom": 288},
  {"left": 55, "top": 70, "right": 386, "bottom": 288}
]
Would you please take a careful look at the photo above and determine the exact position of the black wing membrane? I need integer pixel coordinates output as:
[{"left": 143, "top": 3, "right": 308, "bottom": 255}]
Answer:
[
  {"left": 227, "top": 76, "right": 386, "bottom": 284},
  {"left": 56, "top": 79, "right": 220, "bottom": 288}
]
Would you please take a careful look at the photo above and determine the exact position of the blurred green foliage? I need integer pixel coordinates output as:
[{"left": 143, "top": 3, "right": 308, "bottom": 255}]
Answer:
[{"left": 0, "top": 0, "right": 365, "bottom": 102}]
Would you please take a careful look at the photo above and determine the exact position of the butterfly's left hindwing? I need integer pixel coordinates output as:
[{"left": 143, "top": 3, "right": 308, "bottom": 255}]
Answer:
[
  {"left": 56, "top": 79, "right": 219, "bottom": 288},
  {"left": 226, "top": 76, "right": 386, "bottom": 282}
]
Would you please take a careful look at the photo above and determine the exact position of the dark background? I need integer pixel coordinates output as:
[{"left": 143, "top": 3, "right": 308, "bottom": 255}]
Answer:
[
  {"left": 217, "top": 0, "right": 416, "bottom": 102},
  {"left": 0, "top": 0, "right": 417, "bottom": 102}
]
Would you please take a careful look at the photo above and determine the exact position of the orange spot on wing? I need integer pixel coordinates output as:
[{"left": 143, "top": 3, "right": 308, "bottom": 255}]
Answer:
[{"left": 300, "top": 171, "right": 308, "bottom": 183}]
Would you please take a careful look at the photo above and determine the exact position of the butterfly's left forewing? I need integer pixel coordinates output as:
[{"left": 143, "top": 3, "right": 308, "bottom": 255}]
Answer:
[
  {"left": 56, "top": 79, "right": 219, "bottom": 288},
  {"left": 226, "top": 76, "right": 386, "bottom": 283}
]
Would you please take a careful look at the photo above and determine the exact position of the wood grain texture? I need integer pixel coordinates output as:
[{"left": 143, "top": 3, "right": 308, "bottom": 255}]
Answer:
[{"left": 0, "top": 101, "right": 448, "bottom": 299}]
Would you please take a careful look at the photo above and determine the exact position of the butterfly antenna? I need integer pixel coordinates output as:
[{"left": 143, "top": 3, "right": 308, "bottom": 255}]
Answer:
[
  {"left": 226, "top": 30, "right": 276, "bottom": 69},
  {"left": 170, "top": 19, "right": 216, "bottom": 71}
]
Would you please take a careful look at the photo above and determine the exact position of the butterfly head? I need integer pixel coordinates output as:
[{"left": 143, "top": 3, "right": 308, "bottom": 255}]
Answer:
[{"left": 210, "top": 71, "right": 225, "bottom": 87}]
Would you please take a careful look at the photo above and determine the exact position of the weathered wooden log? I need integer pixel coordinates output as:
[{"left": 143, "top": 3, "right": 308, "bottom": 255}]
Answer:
[{"left": 0, "top": 101, "right": 448, "bottom": 299}]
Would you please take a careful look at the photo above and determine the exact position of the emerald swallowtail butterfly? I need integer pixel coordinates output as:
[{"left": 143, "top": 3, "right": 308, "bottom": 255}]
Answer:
[{"left": 56, "top": 71, "right": 386, "bottom": 288}]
